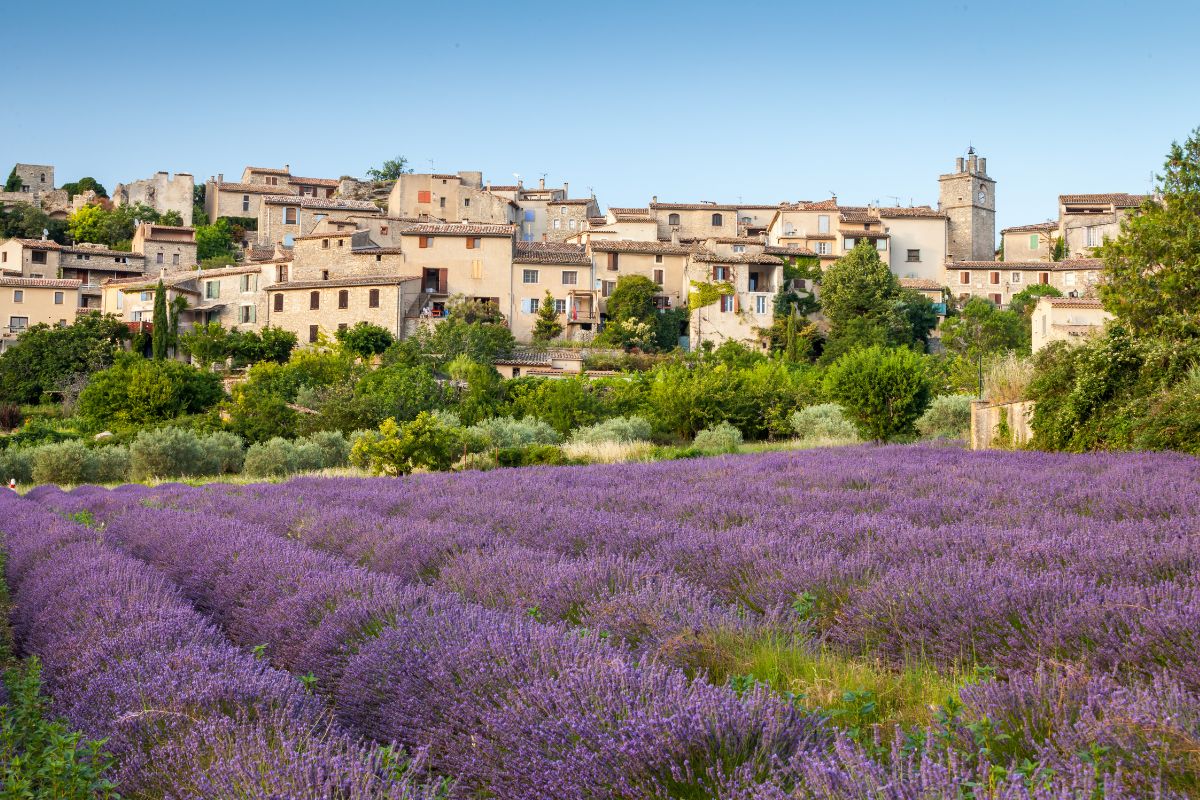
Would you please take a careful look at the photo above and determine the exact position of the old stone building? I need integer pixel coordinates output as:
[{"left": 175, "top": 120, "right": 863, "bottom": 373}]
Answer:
[
  {"left": 939, "top": 150, "right": 996, "bottom": 263},
  {"left": 1058, "top": 193, "right": 1146, "bottom": 258},
  {"left": 510, "top": 241, "right": 595, "bottom": 341},
  {"left": 950, "top": 258, "right": 1103, "bottom": 307},
  {"left": 0, "top": 276, "right": 82, "bottom": 349},
  {"left": 649, "top": 200, "right": 739, "bottom": 242},
  {"left": 257, "top": 195, "right": 381, "bottom": 248},
  {"left": 112, "top": 172, "right": 195, "bottom": 225},
  {"left": 687, "top": 240, "right": 782, "bottom": 348},
  {"left": 1031, "top": 296, "right": 1112, "bottom": 352},
  {"left": 131, "top": 223, "right": 198, "bottom": 270},
  {"left": 7, "top": 164, "right": 54, "bottom": 198},
  {"left": 1000, "top": 221, "right": 1058, "bottom": 261},
  {"left": 387, "top": 172, "right": 518, "bottom": 226}
]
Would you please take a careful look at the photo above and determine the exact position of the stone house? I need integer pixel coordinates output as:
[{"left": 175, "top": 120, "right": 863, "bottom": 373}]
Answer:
[
  {"left": 1031, "top": 296, "right": 1112, "bottom": 352},
  {"left": 205, "top": 177, "right": 297, "bottom": 223},
  {"left": 949, "top": 258, "right": 1103, "bottom": 307},
  {"left": 0, "top": 276, "right": 82, "bottom": 349},
  {"left": 687, "top": 240, "right": 782, "bottom": 349},
  {"left": 510, "top": 241, "right": 595, "bottom": 341},
  {"left": 6, "top": 164, "right": 54, "bottom": 198},
  {"left": 131, "top": 223, "right": 198, "bottom": 271},
  {"left": 1058, "top": 193, "right": 1146, "bottom": 258},
  {"left": 396, "top": 222, "right": 517, "bottom": 323},
  {"left": 387, "top": 172, "right": 518, "bottom": 226},
  {"left": 585, "top": 238, "right": 692, "bottom": 317},
  {"left": 112, "top": 172, "right": 195, "bottom": 226},
  {"left": 875, "top": 207, "right": 948, "bottom": 283},
  {"left": 649, "top": 200, "right": 739, "bottom": 242},
  {"left": 265, "top": 274, "right": 420, "bottom": 344},
  {"left": 257, "top": 196, "right": 381, "bottom": 248},
  {"left": 103, "top": 264, "right": 267, "bottom": 333},
  {"left": 1000, "top": 221, "right": 1058, "bottom": 262}
]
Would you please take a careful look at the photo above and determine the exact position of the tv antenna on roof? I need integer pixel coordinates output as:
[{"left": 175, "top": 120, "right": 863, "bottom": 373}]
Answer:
[
  {"left": 427, "top": 158, "right": 435, "bottom": 172},
  {"left": 886, "top": 195, "right": 900, "bottom": 206}
]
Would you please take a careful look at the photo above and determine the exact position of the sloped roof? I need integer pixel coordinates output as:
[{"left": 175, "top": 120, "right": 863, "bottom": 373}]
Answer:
[{"left": 514, "top": 241, "right": 590, "bottom": 265}]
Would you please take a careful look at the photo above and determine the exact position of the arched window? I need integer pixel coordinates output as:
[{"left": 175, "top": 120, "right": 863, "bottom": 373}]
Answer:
[
  {"left": 711, "top": 213, "right": 723, "bottom": 226},
  {"left": 668, "top": 213, "right": 680, "bottom": 225},
  {"left": 39, "top": 173, "right": 45, "bottom": 182}
]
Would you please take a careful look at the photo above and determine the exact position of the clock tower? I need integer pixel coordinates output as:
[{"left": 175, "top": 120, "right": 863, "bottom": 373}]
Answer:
[{"left": 939, "top": 149, "right": 996, "bottom": 262}]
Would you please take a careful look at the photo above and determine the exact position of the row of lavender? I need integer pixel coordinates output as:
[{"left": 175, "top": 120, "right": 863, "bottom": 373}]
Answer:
[
  {"left": 0, "top": 492, "right": 443, "bottom": 799},
  {"left": 22, "top": 445, "right": 1200, "bottom": 795},
  {"left": 23, "top": 484, "right": 1129, "bottom": 797},
  {"left": 51, "top": 446, "right": 1200, "bottom": 685}
]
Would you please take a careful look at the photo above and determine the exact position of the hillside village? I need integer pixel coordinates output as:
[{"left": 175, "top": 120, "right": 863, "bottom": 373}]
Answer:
[{"left": 0, "top": 151, "right": 1128, "bottom": 361}]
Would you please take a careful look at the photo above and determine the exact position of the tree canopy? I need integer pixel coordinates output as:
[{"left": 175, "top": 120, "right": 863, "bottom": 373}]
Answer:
[
  {"left": 60, "top": 176, "right": 107, "bottom": 199},
  {"left": 366, "top": 157, "right": 412, "bottom": 182},
  {"left": 939, "top": 297, "right": 1029, "bottom": 360},
  {"left": 0, "top": 313, "right": 128, "bottom": 404}
]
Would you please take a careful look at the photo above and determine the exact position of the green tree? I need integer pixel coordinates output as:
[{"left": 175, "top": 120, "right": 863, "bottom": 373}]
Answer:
[
  {"left": 819, "top": 239, "right": 915, "bottom": 357},
  {"left": 335, "top": 322, "right": 395, "bottom": 358},
  {"left": 179, "top": 322, "right": 229, "bottom": 368},
  {"left": 416, "top": 316, "right": 514, "bottom": 364},
  {"left": 159, "top": 209, "right": 183, "bottom": 227},
  {"left": 532, "top": 291, "right": 563, "bottom": 343},
  {"left": 4, "top": 169, "right": 22, "bottom": 192},
  {"left": 1008, "top": 284, "right": 1063, "bottom": 317},
  {"left": 59, "top": 176, "right": 107, "bottom": 199},
  {"left": 940, "top": 297, "right": 1029, "bottom": 359},
  {"left": 824, "top": 345, "right": 932, "bottom": 442},
  {"left": 366, "top": 157, "right": 412, "bottom": 182},
  {"left": 67, "top": 203, "right": 159, "bottom": 248},
  {"left": 195, "top": 218, "right": 238, "bottom": 263},
  {"left": 151, "top": 281, "right": 168, "bottom": 360},
  {"left": 0, "top": 203, "right": 69, "bottom": 243},
  {"left": 601, "top": 275, "right": 661, "bottom": 349},
  {"left": 351, "top": 412, "right": 463, "bottom": 475},
  {"left": 76, "top": 355, "right": 223, "bottom": 430},
  {"left": 0, "top": 313, "right": 128, "bottom": 404},
  {"left": 1051, "top": 236, "right": 1068, "bottom": 261},
  {"left": 1099, "top": 127, "right": 1200, "bottom": 339}
]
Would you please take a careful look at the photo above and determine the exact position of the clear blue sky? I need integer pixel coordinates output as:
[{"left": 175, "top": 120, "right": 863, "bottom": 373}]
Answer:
[{"left": 3, "top": 0, "right": 1197, "bottom": 234}]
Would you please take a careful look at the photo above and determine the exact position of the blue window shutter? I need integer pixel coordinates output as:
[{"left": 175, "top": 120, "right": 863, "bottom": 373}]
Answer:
[{"left": 524, "top": 210, "right": 535, "bottom": 222}]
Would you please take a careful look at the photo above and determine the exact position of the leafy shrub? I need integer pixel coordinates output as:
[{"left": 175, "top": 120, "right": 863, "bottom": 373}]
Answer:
[
  {"left": 570, "top": 415, "right": 653, "bottom": 445},
  {"left": 243, "top": 437, "right": 299, "bottom": 477},
  {"left": 916, "top": 395, "right": 974, "bottom": 440},
  {"left": 348, "top": 430, "right": 382, "bottom": 469},
  {"left": 0, "top": 448, "right": 33, "bottom": 484},
  {"left": 494, "top": 444, "right": 567, "bottom": 467},
  {"left": 293, "top": 441, "right": 326, "bottom": 472},
  {"left": 304, "top": 430, "right": 351, "bottom": 468},
  {"left": 197, "top": 431, "right": 245, "bottom": 475},
  {"left": 350, "top": 413, "right": 464, "bottom": 476},
  {"left": 77, "top": 355, "right": 223, "bottom": 431},
  {"left": 87, "top": 445, "right": 130, "bottom": 484},
  {"left": 129, "top": 427, "right": 206, "bottom": 481},
  {"left": 470, "top": 416, "right": 560, "bottom": 449},
  {"left": 789, "top": 404, "right": 859, "bottom": 443},
  {"left": 984, "top": 353, "right": 1034, "bottom": 404},
  {"left": 31, "top": 441, "right": 92, "bottom": 485},
  {"left": 692, "top": 422, "right": 743, "bottom": 454},
  {"left": 1133, "top": 365, "right": 1200, "bottom": 454},
  {"left": 825, "top": 346, "right": 932, "bottom": 442}
]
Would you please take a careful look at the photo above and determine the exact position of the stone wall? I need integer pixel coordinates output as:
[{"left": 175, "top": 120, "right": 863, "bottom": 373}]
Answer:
[
  {"left": 969, "top": 400, "right": 1034, "bottom": 450},
  {"left": 113, "top": 172, "right": 195, "bottom": 226}
]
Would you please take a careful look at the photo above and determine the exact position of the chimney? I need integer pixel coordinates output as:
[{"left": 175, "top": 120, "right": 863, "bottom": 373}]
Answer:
[
  {"left": 978, "top": 157, "right": 987, "bottom": 175},
  {"left": 563, "top": 182, "right": 569, "bottom": 196},
  {"left": 486, "top": 180, "right": 491, "bottom": 191},
  {"left": 670, "top": 228, "right": 679, "bottom": 246},
  {"left": 218, "top": 173, "right": 224, "bottom": 183},
  {"left": 955, "top": 157, "right": 964, "bottom": 173},
  {"left": 651, "top": 195, "right": 657, "bottom": 205},
  {"left": 968, "top": 154, "right": 978, "bottom": 174},
  {"left": 538, "top": 177, "right": 545, "bottom": 190},
  {"left": 542, "top": 233, "right": 547, "bottom": 242},
  {"left": 284, "top": 164, "right": 290, "bottom": 173}
]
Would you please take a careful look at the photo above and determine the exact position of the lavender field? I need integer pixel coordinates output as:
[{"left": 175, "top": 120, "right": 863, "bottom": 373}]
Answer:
[{"left": 5, "top": 444, "right": 1200, "bottom": 798}]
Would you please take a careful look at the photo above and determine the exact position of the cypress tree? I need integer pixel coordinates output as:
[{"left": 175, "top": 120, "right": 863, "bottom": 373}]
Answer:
[{"left": 151, "top": 280, "right": 168, "bottom": 360}]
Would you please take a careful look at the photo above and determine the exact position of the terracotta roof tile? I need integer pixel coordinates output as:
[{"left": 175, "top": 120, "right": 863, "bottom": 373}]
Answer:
[
  {"left": 607, "top": 207, "right": 652, "bottom": 216},
  {"left": 877, "top": 206, "right": 947, "bottom": 219},
  {"left": 1059, "top": 193, "right": 1147, "bottom": 208},
  {"left": 1048, "top": 297, "right": 1106, "bottom": 309},
  {"left": 245, "top": 167, "right": 291, "bottom": 176},
  {"left": 588, "top": 239, "right": 694, "bottom": 255},
  {"left": 956, "top": 258, "right": 1102, "bottom": 272},
  {"left": 650, "top": 202, "right": 737, "bottom": 211},
  {"left": 263, "top": 195, "right": 379, "bottom": 211},
  {"left": 289, "top": 176, "right": 339, "bottom": 187},
  {"left": 0, "top": 277, "right": 82, "bottom": 289},
  {"left": 1001, "top": 222, "right": 1059, "bottom": 233},
  {"left": 764, "top": 245, "right": 817, "bottom": 257},
  {"left": 513, "top": 241, "right": 590, "bottom": 265},
  {"left": 405, "top": 223, "right": 515, "bottom": 237},
  {"left": 215, "top": 182, "right": 299, "bottom": 195},
  {"left": 267, "top": 274, "right": 420, "bottom": 290},
  {"left": 899, "top": 277, "right": 943, "bottom": 291},
  {"left": 692, "top": 251, "right": 783, "bottom": 265}
]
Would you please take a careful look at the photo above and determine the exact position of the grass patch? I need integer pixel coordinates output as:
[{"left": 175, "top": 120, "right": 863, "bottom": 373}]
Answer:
[{"left": 705, "top": 630, "right": 971, "bottom": 731}]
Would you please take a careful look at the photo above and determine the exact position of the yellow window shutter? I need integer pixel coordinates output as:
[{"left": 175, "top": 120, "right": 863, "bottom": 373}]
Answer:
[{"left": 472, "top": 259, "right": 482, "bottom": 279}]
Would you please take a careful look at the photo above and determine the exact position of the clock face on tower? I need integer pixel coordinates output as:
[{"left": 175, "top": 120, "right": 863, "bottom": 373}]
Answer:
[{"left": 977, "top": 188, "right": 987, "bottom": 204}]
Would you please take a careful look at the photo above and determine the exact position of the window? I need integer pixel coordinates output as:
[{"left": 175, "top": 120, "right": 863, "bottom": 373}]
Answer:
[
  {"left": 54, "top": 291, "right": 63, "bottom": 305},
  {"left": 561, "top": 271, "right": 578, "bottom": 285},
  {"left": 140, "top": 291, "right": 152, "bottom": 301},
  {"left": 553, "top": 219, "right": 561, "bottom": 230},
  {"left": 523, "top": 269, "right": 539, "bottom": 284},
  {"left": 654, "top": 254, "right": 663, "bottom": 263},
  {"left": 131, "top": 310, "right": 143, "bottom": 321},
  {"left": 733, "top": 245, "right": 745, "bottom": 253},
  {"left": 653, "top": 269, "right": 664, "bottom": 285},
  {"left": 554, "top": 299, "right": 567, "bottom": 314},
  {"left": 9, "top": 316, "right": 28, "bottom": 331},
  {"left": 1039, "top": 272, "right": 1050, "bottom": 285},
  {"left": 310, "top": 291, "right": 320, "bottom": 309},
  {"left": 906, "top": 249, "right": 920, "bottom": 262},
  {"left": 116, "top": 293, "right": 124, "bottom": 310},
  {"left": 205, "top": 281, "right": 219, "bottom": 299},
  {"left": 568, "top": 219, "right": 576, "bottom": 230},
  {"left": 755, "top": 295, "right": 767, "bottom": 314},
  {"left": 601, "top": 281, "right": 615, "bottom": 297},
  {"left": 876, "top": 239, "right": 887, "bottom": 251},
  {"left": 308, "top": 324, "right": 318, "bottom": 343},
  {"left": 668, "top": 213, "right": 680, "bottom": 226},
  {"left": 1085, "top": 225, "right": 1103, "bottom": 248},
  {"left": 172, "top": 253, "right": 179, "bottom": 265},
  {"left": 1064, "top": 271, "right": 1077, "bottom": 287},
  {"left": 266, "top": 176, "right": 278, "bottom": 186},
  {"left": 155, "top": 252, "right": 164, "bottom": 265},
  {"left": 465, "top": 237, "right": 482, "bottom": 249},
  {"left": 277, "top": 265, "right": 289, "bottom": 282},
  {"left": 0, "top": 252, "right": 4, "bottom": 263},
  {"left": 417, "top": 190, "right": 431, "bottom": 203},
  {"left": 523, "top": 298, "right": 539, "bottom": 314},
  {"left": 369, "top": 288, "right": 380, "bottom": 308},
  {"left": 321, "top": 270, "right": 329, "bottom": 281},
  {"left": 322, "top": 239, "right": 330, "bottom": 249},
  {"left": 711, "top": 213, "right": 723, "bottom": 227},
  {"left": 713, "top": 266, "right": 729, "bottom": 281},
  {"left": 560, "top": 206, "right": 567, "bottom": 216},
  {"left": 818, "top": 215, "right": 830, "bottom": 233},
  {"left": 1011, "top": 272, "right": 1022, "bottom": 283},
  {"left": 844, "top": 238, "right": 856, "bottom": 250},
  {"left": 338, "top": 322, "right": 347, "bottom": 332},
  {"left": 439, "top": 197, "right": 446, "bottom": 209},
  {"left": 471, "top": 259, "right": 482, "bottom": 279},
  {"left": 989, "top": 271, "right": 1000, "bottom": 285},
  {"left": 1029, "top": 234, "right": 1040, "bottom": 250},
  {"left": 39, "top": 173, "right": 45, "bottom": 182},
  {"left": 338, "top": 290, "right": 349, "bottom": 309},
  {"left": 989, "top": 293, "right": 1002, "bottom": 305},
  {"left": 959, "top": 271, "right": 971, "bottom": 285},
  {"left": 242, "top": 195, "right": 250, "bottom": 212},
  {"left": 273, "top": 293, "right": 283, "bottom": 312},
  {"left": 463, "top": 198, "right": 470, "bottom": 207},
  {"left": 241, "top": 274, "right": 257, "bottom": 292},
  {"left": 284, "top": 207, "right": 297, "bottom": 225},
  {"left": 31, "top": 251, "right": 46, "bottom": 265},
  {"left": 239, "top": 305, "right": 256, "bottom": 324},
  {"left": 419, "top": 236, "right": 431, "bottom": 248},
  {"left": 12, "top": 290, "right": 22, "bottom": 303},
  {"left": 720, "top": 295, "right": 735, "bottom": 312},
  {"left": 815, "top": 241, "right": 831, "bottom": 255}
]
